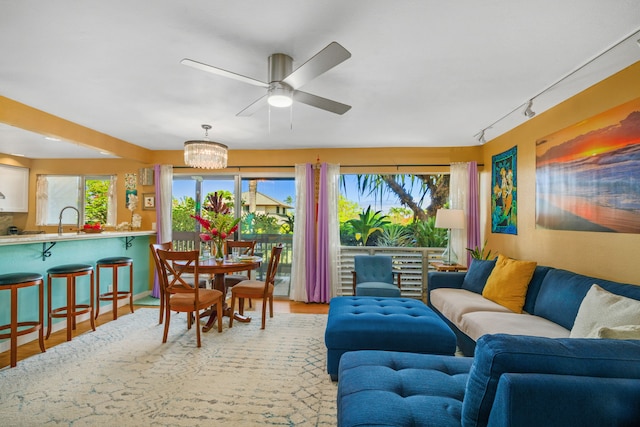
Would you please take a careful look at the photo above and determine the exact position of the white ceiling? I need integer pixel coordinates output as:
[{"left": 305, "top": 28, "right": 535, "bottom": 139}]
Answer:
[{"left": 1, "top": 1, "right": 639, "bottom": 159}]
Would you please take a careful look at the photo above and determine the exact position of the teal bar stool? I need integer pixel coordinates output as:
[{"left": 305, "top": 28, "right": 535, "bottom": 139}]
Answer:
[
  {"left": 0, "top": 272, "right": 45, "bottom": 368},
  {"left": 46, "top": 264, "right": 95, "bottom": 342},
  {"left": 95, "top": 256, "right": 134, "bottom": 320}
]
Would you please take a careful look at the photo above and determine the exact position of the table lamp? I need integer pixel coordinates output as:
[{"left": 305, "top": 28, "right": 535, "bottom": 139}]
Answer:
[{"left": 435, "top": 209, "right": 465, "bottom": 265}]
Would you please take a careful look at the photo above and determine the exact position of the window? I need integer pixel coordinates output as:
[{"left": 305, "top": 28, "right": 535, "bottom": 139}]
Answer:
[
  {"left": 36, "top": 175, "right": 116, "bottom": 226},
  {"left": 339, "top": 173, "right": 450, "bottom": 247}
]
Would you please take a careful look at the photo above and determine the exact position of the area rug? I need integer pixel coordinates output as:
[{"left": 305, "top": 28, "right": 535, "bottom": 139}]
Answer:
[{"left": 0, "top": 309, "right": 336, "bottom": 426}]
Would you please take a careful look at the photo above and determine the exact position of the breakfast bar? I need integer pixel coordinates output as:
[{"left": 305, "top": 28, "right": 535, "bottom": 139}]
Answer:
[{"left": 0, "top": 231, "right": 155, "bottom": 352}]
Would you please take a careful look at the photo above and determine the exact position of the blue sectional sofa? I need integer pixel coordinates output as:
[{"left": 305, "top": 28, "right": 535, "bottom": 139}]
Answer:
[
  {"left": 428, "top": 260, "right": 640, "bottom": 355},
  {"left": 335, "top": 260, "right": 640, "bottom": 426},
  {"left": 337, "top": 334, "right": 640, "bottom": 427}
]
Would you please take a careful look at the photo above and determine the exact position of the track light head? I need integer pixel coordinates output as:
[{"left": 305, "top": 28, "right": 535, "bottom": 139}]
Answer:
[
  {"left": 523, "top": 100, "right": 536, "bottom": 118},
  {"left": 476, "top": 129, "right": 487, "bottom": 144}
]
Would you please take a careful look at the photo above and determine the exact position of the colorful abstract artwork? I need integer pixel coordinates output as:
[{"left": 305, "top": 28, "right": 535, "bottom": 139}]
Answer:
[
  {"left": 536, "top": 97, "right": 640, "bottom": 233},
  {"left": 491, "top": 146, "right": 517, "bottom": 234}
]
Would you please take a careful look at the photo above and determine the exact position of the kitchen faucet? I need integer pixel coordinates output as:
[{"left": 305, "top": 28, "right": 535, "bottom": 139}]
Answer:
[{"left": 58, "top": 206, "right": 81, "bottom": 235}]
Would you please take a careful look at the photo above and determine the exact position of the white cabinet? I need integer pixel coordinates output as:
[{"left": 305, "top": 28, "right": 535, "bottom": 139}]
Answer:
[{"left": 0, "top": 164, "right": 29, "bottom": 212}]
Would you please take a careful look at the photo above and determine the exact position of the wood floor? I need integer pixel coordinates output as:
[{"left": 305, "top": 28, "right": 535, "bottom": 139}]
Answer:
[{"left": 0, "top": 299, "right": 329, "bottom": 370}]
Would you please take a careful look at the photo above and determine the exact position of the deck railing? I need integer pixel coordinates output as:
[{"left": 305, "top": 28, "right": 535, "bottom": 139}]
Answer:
[{"left": 171, "top": 232, "right": 446, "bottom": 299}]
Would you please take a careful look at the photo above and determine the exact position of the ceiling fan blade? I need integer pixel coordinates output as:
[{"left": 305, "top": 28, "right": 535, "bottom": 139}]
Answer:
[
  {"left": 236, "top": 94, "right": 269, "bottom": 117},
  {"left": 282, "top": 42, "right": 351, "bottom": 90},
  {"left": 181, "top": 58, "right": 269, "bottom": 88},
  {"left": 293, "top": 91, "right": 351, "bottom": 115}
]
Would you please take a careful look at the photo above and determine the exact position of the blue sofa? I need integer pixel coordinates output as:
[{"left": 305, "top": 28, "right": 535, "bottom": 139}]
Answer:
[
  {"left": 428, "top": 262, "right": 640, "bottom": 355},
  {"left": 336, "top": 262, "right": 640, "bottom": 426},
  {"left": 337, "top": 334, "right": 640, "bottom": 427}
]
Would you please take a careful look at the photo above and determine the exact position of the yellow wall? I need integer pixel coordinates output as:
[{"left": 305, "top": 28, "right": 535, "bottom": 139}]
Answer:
[{"left": 481, "top": 61, "right": 640, "bottom": 285}]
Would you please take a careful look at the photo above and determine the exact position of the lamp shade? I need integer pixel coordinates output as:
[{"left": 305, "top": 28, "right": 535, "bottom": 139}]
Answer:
[{"left": 435, "top": 209, "right": 465, "bottom": 229}]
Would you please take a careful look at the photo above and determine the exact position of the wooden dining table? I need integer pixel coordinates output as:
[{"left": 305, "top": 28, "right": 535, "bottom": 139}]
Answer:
[{"left": 175, "top": 256, "right": 262, "bottom": 332}]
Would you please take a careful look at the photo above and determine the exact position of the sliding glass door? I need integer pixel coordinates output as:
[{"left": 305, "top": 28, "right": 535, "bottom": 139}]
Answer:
[
  {"left": 171, "top": 175, "right": 235, "bottom": 250},
  {"left": 239, "top": 177, "right": 295, "bottom": 298},
  {"left": 171, "top": 173, "right": 295, "bottom": 298}
]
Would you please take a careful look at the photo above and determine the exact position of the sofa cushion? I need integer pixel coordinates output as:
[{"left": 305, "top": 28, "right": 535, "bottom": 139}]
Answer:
[
  {"left": 570, "top": 284, "right": 640, "bottom": 338},
  {"left": 430, "top": 288, "right": 511, "bottom": 326},
  {"left": 481, "top": 254, "right": 537, "bottom": 313},
  {"left": 338, "top": 350, "right": 473, "bottom": 427},
  {"left": 461, "top": 334, "right": 640, "bottom": 427},
  {"left": 460, "top": 311, "right": 569, "bottom": 342},
  {"left": 534, "top": 269, "right": 640, "bottom": 330},
  {"left": 597, "top": 325, "right": 640, "bottom": 339},
  {"left": 461, "top": 259, "right": 496, "bottom": 294},
  {"left": 521, "top": 266, "right": 552, "bottom": 314}
]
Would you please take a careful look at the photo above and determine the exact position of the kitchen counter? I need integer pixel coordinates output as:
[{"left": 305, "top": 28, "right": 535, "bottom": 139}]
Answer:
[
  {"left": 0, "top": 230, "right": 156, "bottom": 246},
  {"left": 0, "top": 231, "right": 155, "bottom": 352}
]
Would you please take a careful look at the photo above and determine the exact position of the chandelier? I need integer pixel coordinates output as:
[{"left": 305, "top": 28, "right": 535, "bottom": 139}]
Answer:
[{"left": 183, "top": 124, "right": 228, "bottom": 169}]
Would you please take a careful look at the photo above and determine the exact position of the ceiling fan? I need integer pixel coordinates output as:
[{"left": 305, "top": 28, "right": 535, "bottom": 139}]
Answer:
[{"left": 181, "top": 42, "right": 351, "bottom": 116}]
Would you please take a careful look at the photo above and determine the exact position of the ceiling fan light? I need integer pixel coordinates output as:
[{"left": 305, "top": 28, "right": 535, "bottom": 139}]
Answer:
[{"left": 267, "top": 86, "right": 293, "bottom": 108}]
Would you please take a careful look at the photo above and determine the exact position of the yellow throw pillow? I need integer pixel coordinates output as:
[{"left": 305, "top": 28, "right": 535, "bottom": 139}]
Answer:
[{"left": 481, "top": 254, "right": 537, "bottom": 313}]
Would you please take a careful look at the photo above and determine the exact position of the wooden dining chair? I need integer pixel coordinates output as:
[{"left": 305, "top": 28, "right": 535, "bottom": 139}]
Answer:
[
  {"left": 150, "top": 242, "right": 173, "bottom": 325},
  {"left": 224, "top": 240, "right": 257, "bottom": 306},
  {"left": 229, "top": 244, "right": 283, "bottom": 330},
  {"left": 156, "top": 249, "right": 224, "bottom": 347}
]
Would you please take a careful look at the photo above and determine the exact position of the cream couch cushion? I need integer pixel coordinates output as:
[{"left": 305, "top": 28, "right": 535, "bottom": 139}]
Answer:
[
  {"left": 460, "top": 311, "right": 570, "bottom": 341},
  {"left": 430, "top": 288, "right": 511, "bottom": 326}
]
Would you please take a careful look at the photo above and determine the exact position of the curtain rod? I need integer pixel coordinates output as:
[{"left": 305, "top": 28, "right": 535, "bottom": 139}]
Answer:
[{"left": 174, "top": 163, "right": 483, "bottom": 170}]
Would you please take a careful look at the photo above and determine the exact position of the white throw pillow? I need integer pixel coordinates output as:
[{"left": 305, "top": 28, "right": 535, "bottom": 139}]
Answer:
[
  {"left": 570, "top": 284, "right": 640, "bottom": 338},
  {"left": 596, "top": 325, "right": 640, "bottom": 339}
]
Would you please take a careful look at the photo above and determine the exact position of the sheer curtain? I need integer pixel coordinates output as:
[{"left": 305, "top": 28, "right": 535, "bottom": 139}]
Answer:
[
  {"left": 35, "top": 175, "right": 48, "bottom": 226},
  {"left": 151, "top": 164, "right": 173, "bottom": 298},
  {"left": 290, "top": 162, "right": 340, "bottom": 302},
  {"left": 449, "top": 163, "right": 469, "bottom": 266},
  {"left": 290, "top": 164, "right": 309, "bottom": 301},
  {"left": 449, "top": 162, "right": 480, "bottom": 267},
  {"left": 106, "top": 175, "right": 117, "bottom": 226}
]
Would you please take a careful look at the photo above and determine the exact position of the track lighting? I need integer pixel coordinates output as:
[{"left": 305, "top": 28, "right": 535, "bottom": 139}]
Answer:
[
  {"left": 476, "top": 129, "right": 487, "bottom": 144},
  {"left": 523, "top": 100, "right": 536, "bottom": 118}
]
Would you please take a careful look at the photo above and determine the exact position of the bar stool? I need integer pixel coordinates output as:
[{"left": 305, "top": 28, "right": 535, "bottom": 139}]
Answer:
[
  {"left": 46, "top": 264, "right": 95, "bottom": 342},
  {"left": 0, "top": 273, "right": 45, "bottom": 368},
  {"left": 95, "top": 256, "right": 134, "bottom": 320}
]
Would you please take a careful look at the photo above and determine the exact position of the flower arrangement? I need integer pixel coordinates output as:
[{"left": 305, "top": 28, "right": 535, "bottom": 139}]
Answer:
[{"left": 191, "top": 192, "right": 240, "bottom": 260}]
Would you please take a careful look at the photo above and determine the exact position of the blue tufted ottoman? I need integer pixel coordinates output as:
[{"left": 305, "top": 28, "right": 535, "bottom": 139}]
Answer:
[
  {"left": 337, "top": 350, "right": 473, "bottom": 426},
  {"left": 324, "top": 296, "right": 457, "bottom": 380}
]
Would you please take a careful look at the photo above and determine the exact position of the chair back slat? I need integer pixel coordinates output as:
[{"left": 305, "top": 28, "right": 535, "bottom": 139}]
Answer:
[
  {"left": 263, "top": 245, "right": 283, "bottom": 297},
  {"left": 225, "top": 240, "right": 256, "bottom": 256},
  {"left": 157, "top": 249, "right": 200, "bottom": 300}
]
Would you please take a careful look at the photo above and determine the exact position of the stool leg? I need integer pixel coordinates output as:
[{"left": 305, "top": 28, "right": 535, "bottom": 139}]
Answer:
[
  {"left": 46, "top": 275, "right": 53, "bottom": 339},
  {"left": 67, "top": 275, "right": 73, "bottom": 342},
  {"left": 89, "top": 270, "right": 96, "bottom": 332},
  {"left": 10, "top": 285, "right": 18, "bottom": 368},
  {"left": 128, "top": 263, "right": 134, "bottom": 314},
  {"left": 38, "top": 279, "right": 46, "bottom": 354},
  {"left": 112, "top": 265, "right": 118, "bottom": 320},
  {"left": 94, "top": 265, "right": 101, "bottom": 320}
]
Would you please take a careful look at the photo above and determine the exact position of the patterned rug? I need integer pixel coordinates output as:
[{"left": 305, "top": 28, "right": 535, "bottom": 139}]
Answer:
[{"left": 0, "top": 309, "right": 336, "bottom": 426}]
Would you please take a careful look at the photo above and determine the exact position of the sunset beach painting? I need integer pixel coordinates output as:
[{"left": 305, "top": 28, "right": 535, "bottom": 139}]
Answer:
[{"left": 536, "top": 97, "right": 640, "bottom": 234}]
